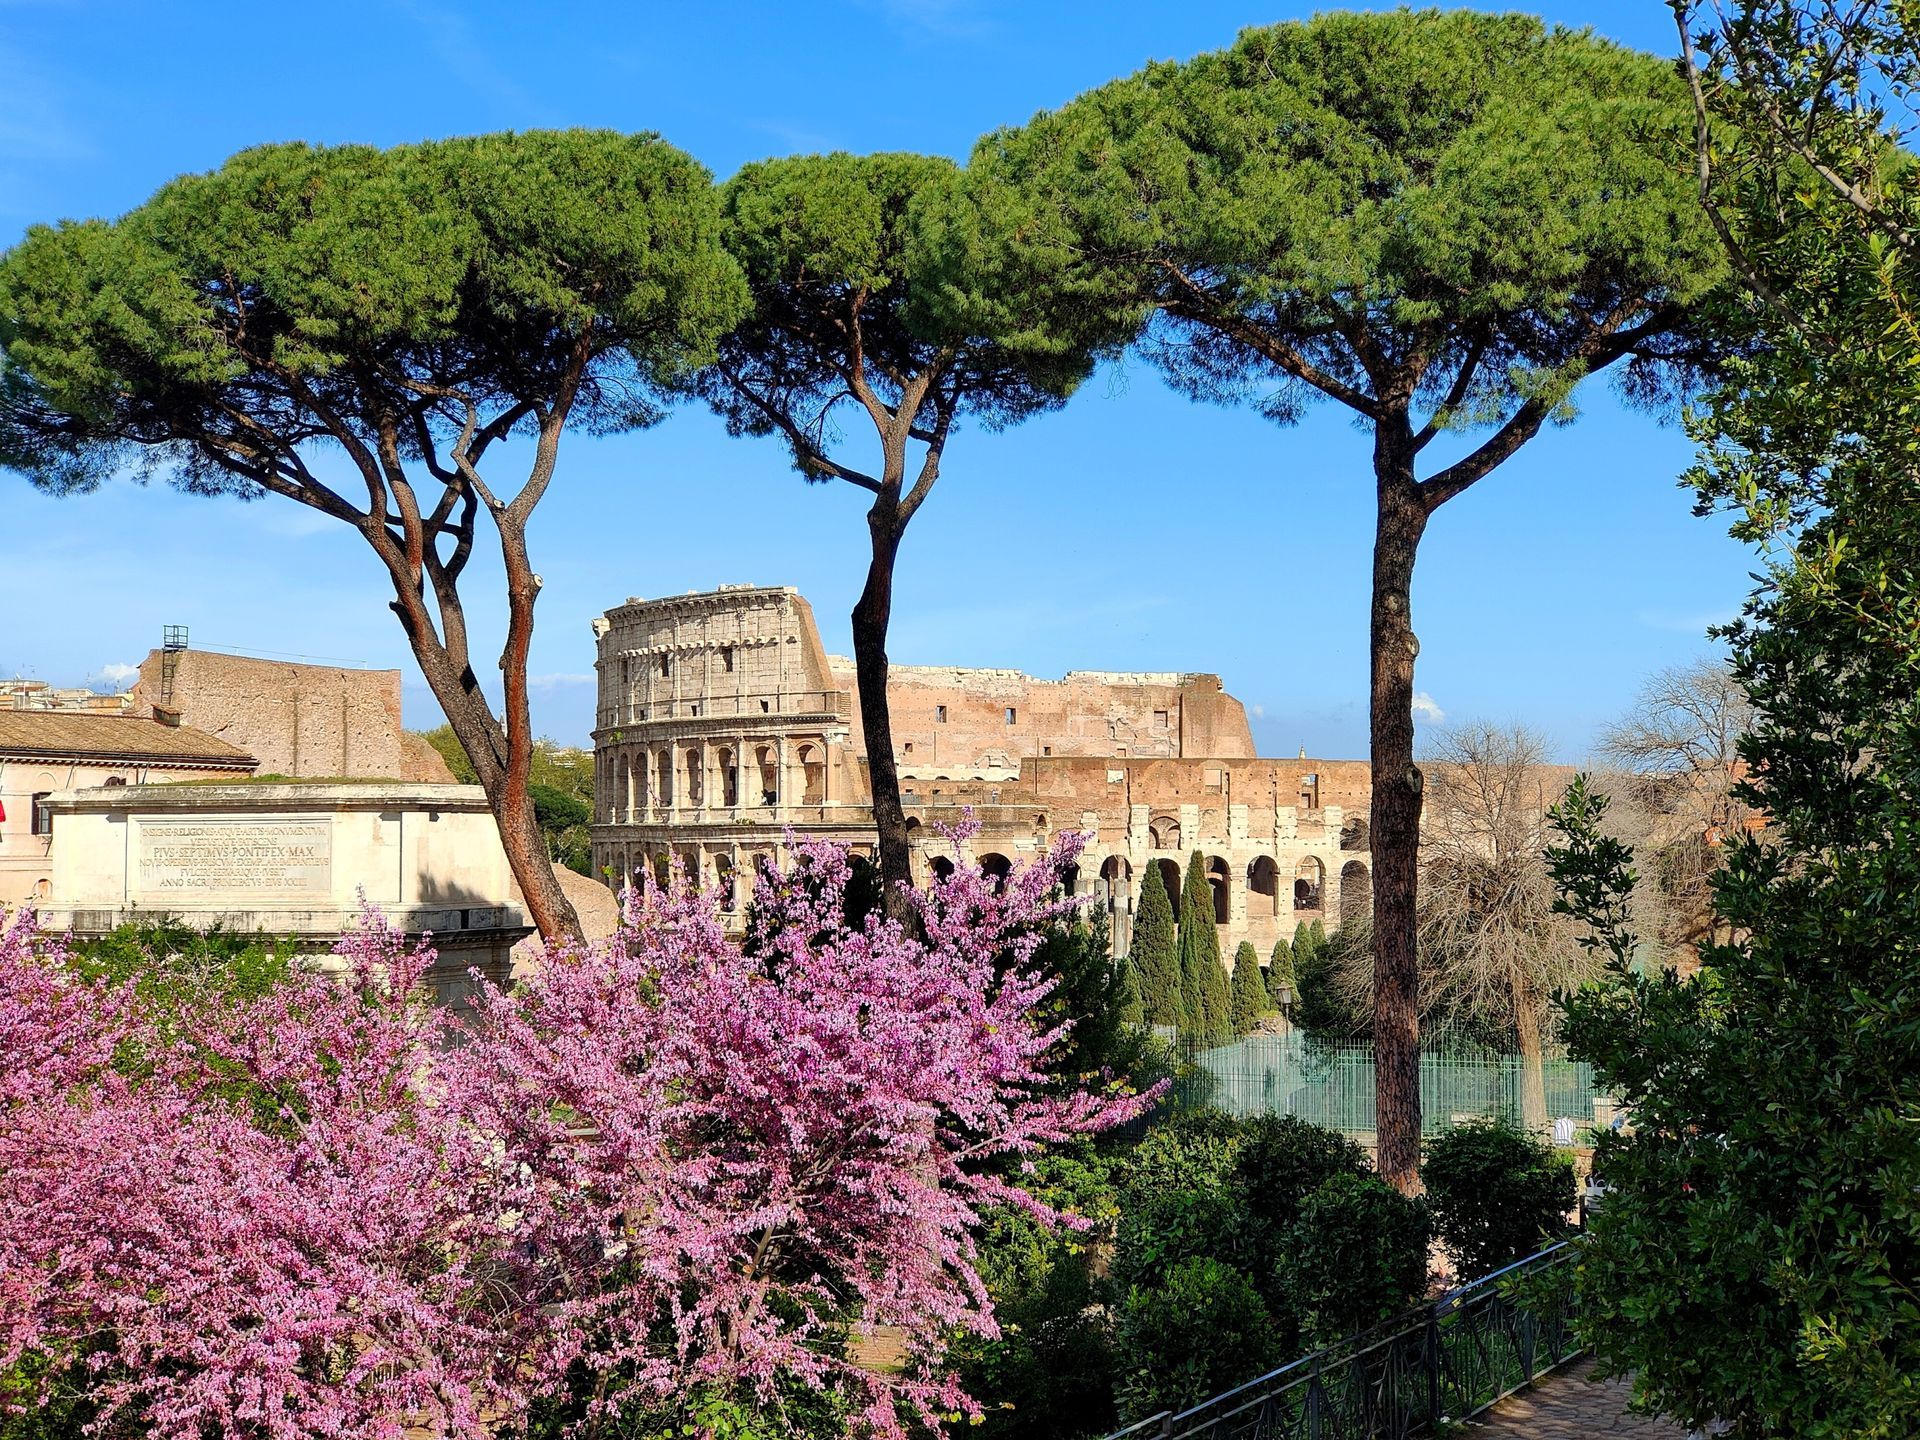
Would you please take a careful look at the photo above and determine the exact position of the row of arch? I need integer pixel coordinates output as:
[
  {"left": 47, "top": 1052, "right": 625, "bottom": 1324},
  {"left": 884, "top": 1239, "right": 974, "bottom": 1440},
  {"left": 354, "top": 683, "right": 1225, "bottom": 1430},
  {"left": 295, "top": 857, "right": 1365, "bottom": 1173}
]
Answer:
[
  {"left": 1088, "top": 853, "right": 1371, "bottom": 925},
  {"left": 607, "top": 741, "right": 826, "bottom": 819}
]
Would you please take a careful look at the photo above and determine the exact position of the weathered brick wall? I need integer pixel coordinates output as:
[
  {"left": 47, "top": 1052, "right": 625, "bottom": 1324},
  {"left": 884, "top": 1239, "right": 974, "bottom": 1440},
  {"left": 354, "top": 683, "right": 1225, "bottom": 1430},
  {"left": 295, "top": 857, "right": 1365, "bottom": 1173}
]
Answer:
[{"left": 130, "top": 650, "right": 454, "bottom": 782}]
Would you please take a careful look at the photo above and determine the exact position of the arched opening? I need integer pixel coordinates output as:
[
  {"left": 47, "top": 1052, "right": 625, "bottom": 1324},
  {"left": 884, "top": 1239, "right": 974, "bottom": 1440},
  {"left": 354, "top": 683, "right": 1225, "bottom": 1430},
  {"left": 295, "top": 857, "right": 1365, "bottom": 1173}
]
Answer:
[
  {"left": 616, "top": 754, "right": 631, "bottom": 821},
  {"left": 756, "top": 745, "right": 778, "bottom": 806},
  {"left": 1154, "top": 857, "right": 1182, "bottom": 915},
  {"left": 1294, "top": 855, "right": 1325, "bottom": 912},
  {"left": 1248, "top": 856, "right": 1281, "bottom": 917},
  {"left": 656, "top": 750, "right": 673, "bottom": 807},
  {"left": 931, "top": 856, "right": 956, "bottom": 882},
  {"left": 978, "top": 852, "right": 1013, "bottom": 894},
  {"left": 1060, "top": 862, "right": 1079, "bottom": 897},
  {"left": 1341, "top": 817, "right": 1370, "bottom": 852},
  {"left": 715, "top": 852, "right": 737, "bottom": 912},
  {"left": 1099, "top": 855, "right": 1132, "bottom": 911},
  {"left": 1207, "top": 855, "right": 1231, "bottom": 924},
  {"left": 799, "top": 744, "right": 825, "bottom": 806},
  {"left": 684, "top": 748, "right": 704, "bottom": 807},
  {"left": 1148, "top": 815, "right": 1181, "bottom": 851},
  {"left": 1340, "top": 860, "right": 1372, "bottom": 926},
  {"left": 717, "top": 747, "right": 738, "bottom": 808}
]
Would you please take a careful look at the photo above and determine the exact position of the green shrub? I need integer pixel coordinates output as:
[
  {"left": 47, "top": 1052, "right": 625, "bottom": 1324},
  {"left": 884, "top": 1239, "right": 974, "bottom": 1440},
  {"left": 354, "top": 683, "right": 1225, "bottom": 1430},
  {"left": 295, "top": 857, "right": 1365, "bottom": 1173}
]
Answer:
[
  {"left": 1112, "top": 1112, "right": 1250, "bottom": 1289},
  {"left": 1117, "top": 1257, "right": 1280, "bottom": 1422},
  {"left": 1275, "top": 1174, "right": 1431, "bottom": 1346},
  {"left": 1423, "top": 1118, "right": 1574, "bottom": 1280},
  {"left": 1233, "top": 1115, "right": 1371, "bottom": 1237}
]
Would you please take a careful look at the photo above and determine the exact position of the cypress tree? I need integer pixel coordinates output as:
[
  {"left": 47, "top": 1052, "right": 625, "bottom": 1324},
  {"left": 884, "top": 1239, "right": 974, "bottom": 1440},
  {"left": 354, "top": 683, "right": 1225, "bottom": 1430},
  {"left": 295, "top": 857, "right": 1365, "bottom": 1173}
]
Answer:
[
  {"left": 1132, "top": 865, "right": 1182, "bottom": 1030},
  {"left": 1270, "top": 936, "right": 1297, "bottom": 1004},
  {"left": 1179, "top": 852, "right": 1231, "bottom": 1042},
  {"left": 1230, "top": 939, "right": 1269, "bottom": 1034},
  {"left": 1117, "top": 952, "right": 1145, "bottom": 1027}
]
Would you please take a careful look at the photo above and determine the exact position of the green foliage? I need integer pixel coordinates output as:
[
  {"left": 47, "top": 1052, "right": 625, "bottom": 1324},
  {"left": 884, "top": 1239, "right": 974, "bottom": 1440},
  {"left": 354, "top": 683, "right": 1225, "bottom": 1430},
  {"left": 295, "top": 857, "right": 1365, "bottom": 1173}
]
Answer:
[
  {"left": 1116, "top": 1257, "right": 1280, "bottom": 1424},
  {"left": 1274, "top": 1174, "right": 1431, "bottom": 1348},
  {"left": 70, "top": 919, "right": 294, "bottom": 1027},
  {"left": 1231, "top": 1114, "right": 1372, "bottom": 1241},
  {"left": 706, "top": 150, "right": 1143, "bottom": 477},
  {"left": 1268, "top": 936, "right": 1295, "bottom": 998},
  {"left": 955, "top": 1145, "right": 1122, "bottom": 1440},
  {"left": 527, "top": 781, "right": 592, "bottom": 876},
  {"left": 1289, "top": 920, "right": 1356, "bottom": 1039},
  {"left": 1029, "top": 907, "right": 1162, "bottom": 1097},
  {"left": 1228, "top": 940, "right": 1268, "bottom": 1035},
  {"left": 1110, "top": 1111, "right": 1250, "bottom": 1292},
  {"left": 1129, "top": 865, "right": 1181, "bottom": 1031},
  {"left": 1422, "top": 1118, "right": 1574, "bottom": 1281},
  {"left": 1177, "top": 852, "right": 1230, "bottom": 1043},
  {"left": 0, "top": 132, "right": 747, "bottom": 497}
]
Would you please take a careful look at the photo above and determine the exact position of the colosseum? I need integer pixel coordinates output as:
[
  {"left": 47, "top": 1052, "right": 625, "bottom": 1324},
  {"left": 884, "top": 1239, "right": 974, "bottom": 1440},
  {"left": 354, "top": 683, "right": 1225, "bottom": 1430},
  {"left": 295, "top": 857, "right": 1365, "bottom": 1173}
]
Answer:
[{"left": 588, "top": 584, "right": 1373, "bottom": 956}]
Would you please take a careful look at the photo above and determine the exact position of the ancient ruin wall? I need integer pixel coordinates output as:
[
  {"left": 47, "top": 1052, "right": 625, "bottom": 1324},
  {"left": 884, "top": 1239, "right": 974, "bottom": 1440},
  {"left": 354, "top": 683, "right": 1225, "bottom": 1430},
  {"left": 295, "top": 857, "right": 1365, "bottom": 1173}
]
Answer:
[{"left": 130, "top": 650, "right": 453, "bottom": 783}]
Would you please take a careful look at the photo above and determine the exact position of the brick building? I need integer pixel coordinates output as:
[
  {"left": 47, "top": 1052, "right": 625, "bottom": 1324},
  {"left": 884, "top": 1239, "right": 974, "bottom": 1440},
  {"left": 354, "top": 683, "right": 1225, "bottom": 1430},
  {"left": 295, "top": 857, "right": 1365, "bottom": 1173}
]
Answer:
[{"left": 589, "top": 585, "right": 1372, "bottom": 957}]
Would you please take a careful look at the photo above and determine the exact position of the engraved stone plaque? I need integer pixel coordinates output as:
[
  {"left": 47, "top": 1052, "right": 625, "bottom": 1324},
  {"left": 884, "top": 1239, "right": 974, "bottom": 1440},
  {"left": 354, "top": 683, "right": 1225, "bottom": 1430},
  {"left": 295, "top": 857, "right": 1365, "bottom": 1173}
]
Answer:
[{"left": 133, "top": 815, "right": 332, "bottom": 900}]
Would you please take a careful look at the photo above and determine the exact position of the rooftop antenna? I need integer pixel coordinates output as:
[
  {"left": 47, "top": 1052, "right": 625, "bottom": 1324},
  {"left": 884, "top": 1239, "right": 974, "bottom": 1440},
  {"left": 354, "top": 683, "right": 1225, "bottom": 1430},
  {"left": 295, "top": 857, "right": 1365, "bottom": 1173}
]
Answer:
[{"left": 161, "top": 625, "right": 188, "bottom": 702}]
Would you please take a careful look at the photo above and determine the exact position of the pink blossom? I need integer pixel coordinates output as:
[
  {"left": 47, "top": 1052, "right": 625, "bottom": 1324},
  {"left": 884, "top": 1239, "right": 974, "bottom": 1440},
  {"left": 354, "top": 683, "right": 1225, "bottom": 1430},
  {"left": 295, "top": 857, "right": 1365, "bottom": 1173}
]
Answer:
[{"left": 1, "top": 832, "right": 1151, "bottom": 1438}]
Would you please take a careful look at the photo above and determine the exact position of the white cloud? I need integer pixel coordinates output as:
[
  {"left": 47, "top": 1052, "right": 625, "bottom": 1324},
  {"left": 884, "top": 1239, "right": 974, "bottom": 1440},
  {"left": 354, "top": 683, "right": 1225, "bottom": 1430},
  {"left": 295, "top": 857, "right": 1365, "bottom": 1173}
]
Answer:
[
  {"left": 1249, "top": 703, "right": 1266, "bottom": 720},
  {"left": 528, "top": 673, "right": 594, "bottom": 689},
  {"left": 99, "top": 662, "right": 139, "bottom": 688},
  {"left": 1411, "top": 692, "right": 1446, "bottom": 725}
]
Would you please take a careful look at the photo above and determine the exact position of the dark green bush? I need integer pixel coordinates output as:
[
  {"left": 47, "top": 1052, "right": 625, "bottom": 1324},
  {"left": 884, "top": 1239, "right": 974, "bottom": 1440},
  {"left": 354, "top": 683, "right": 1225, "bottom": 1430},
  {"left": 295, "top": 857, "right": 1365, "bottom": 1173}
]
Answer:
[
  {"left": 1422, "top": 1118, "right": 1574, "bottom": 1281},
  {"left": 1117, "top": 1257, "right": 1281, "bottom": 1422},
  {"left": 1275, "top": 1174, "right": 1431, "bottom": 1346},
  {"left": 1112, "top": 1112, "right": 1250, "bottom": 1289},
  {"left": 1233, "top": 1114, "right": 1372, "bottom": 1236}
]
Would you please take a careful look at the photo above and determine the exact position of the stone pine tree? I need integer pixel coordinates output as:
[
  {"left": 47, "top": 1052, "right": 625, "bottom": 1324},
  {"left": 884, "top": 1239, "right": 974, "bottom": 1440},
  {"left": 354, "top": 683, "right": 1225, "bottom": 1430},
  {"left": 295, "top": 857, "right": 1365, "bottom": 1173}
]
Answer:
[
  {"left": 700, "top": 153, "right": 1143, "bottom": 918},
  {"left": 1130, "top": 865, "right": 1182, "bottom": 1031},
  {"left": 1230, "top": 939, "right": 1269, "bottom": 1035},
  {"left": 1178, "top": 852, "right": 1230, "bottom": 1043},
  {"left": 0, "top": 134, "right": 748, "bottom": 944},
  {"left": 978, "top": 10, "right": 1729, "bottom": 1186}
]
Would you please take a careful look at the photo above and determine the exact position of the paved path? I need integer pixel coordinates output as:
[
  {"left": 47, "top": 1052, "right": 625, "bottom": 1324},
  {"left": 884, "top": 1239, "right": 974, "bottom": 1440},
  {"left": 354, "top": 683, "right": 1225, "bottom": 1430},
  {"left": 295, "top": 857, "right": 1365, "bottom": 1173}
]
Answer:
[{"left": 1470, "top": 1359, "right": 1691, "bottom": 1437}]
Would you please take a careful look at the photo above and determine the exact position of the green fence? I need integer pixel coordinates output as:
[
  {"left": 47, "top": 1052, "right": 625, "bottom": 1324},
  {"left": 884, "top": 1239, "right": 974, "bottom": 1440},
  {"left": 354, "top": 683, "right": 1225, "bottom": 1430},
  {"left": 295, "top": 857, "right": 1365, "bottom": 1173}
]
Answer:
[{"left": 1171, "top": 1031, "right": 1613, "bottom": 1139}]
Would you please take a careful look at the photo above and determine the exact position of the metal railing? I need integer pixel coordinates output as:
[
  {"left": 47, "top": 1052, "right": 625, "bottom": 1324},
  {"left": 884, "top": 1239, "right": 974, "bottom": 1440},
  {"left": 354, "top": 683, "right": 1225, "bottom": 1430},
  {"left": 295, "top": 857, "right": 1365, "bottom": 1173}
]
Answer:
[
  {"left": 1107, "top": 1243, "right": 1578, "bottom": 1440},
  {"left": 1172, "top": 1033, "right": 1614, "bottom": 1138}
]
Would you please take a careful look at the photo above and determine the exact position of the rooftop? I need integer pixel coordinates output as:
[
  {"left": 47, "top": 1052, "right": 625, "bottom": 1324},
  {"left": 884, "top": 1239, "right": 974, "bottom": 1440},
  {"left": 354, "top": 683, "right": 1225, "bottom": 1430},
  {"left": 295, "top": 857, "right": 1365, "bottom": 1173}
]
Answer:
[{"left": 0, "top": 712, "right": 257, "bottom": 768}]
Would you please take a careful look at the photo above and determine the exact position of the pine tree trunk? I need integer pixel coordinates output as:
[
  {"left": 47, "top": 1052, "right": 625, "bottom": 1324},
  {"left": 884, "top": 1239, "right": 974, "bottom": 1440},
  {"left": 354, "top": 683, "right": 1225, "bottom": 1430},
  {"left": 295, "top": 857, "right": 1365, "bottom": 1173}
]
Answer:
[
  {"left": 853, "top": 502, "right": 916, "bottom": 922},
  {"left": 1370, "top": 428, "right": 1431, "bottom": 1192},
  {"left": 382, "top": 521, "right": 584, "bottom": 947}
]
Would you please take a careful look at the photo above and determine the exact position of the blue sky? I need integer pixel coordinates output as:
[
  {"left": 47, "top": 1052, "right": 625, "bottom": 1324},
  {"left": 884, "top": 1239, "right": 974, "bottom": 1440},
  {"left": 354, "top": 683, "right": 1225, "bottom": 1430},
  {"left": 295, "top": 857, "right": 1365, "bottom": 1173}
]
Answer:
[{"left": 0, "top": 1, "right": 1755, "bottom": 758}]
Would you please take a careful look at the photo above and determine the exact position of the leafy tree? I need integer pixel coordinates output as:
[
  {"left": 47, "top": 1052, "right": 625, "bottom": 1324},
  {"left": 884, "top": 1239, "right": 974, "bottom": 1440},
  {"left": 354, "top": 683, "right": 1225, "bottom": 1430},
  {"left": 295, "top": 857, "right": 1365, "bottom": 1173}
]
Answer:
[
  {"left": 527, "top": 782, "right": 591, "bottom": 876},
  {"left": 1273, "top": 1174, "right": 1430, "bottom": 1347},
  {"left": 1130, "top": 863, "right": 1181, "bottom": 1030},
  {"left": 1228, "top": 939, "right": 1268, "bottom": 1035},
  {"left": 1423, "top": 1118, "right": 1574, "bottom": 1282},
  {"left": 1116, "top": 1258, "right": 1279, "bottom": 1424},
  {"left": 1028, "top": 906, "right": 1160, "bottom": 1095},
  {"left": 1532, "top": 6, "right": 1920, "bottom": 1431},
  {"left": 979, "top": 9, "right": 1729, "bottom": 1186},
  {"left": 1290, "top": 920, "right": 1355, "bottom": 1040},
  {"left": 700, "top": 152, "right": 1142, "bottom": 916},
  {"left": 1177, "top": 852, "right": 1229, "bottom": 1043},
  {"left": 1267, "top": 936, "right": 1295, "bottom": 1009},
  {"left": 0, "top": 134, "right": 748, "bottom": 943}
]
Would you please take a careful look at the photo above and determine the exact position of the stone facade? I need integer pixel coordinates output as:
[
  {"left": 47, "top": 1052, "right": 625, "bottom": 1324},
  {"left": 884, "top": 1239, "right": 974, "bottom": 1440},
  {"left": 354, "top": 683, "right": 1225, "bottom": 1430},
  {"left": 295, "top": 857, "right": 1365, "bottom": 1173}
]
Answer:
[
  {"left": 0, "top": 711, "right": 259, "bottom": 907},
  {"left": 589, "top": 585, "right": 1373, "bottom": 957},
  {"left": 127, "top": 648, "right": 455, "bottom": 783},
  {"left": 37, "top": 781, "right": 528, "bottom": 1011}
]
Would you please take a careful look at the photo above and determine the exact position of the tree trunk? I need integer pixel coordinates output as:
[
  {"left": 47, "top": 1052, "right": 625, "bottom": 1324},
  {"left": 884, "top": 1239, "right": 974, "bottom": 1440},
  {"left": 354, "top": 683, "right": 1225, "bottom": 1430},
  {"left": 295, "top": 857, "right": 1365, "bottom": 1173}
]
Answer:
[
  {"left": 1370, "top": 426, "right": 1431, "bottom": 1192},
  {"left": 1514, "top": 979, "right": 1549, "bottom": 1136},
  {"left": 853, "top": 502, "right": 916, "bottom": 921},
  {"left": 382, "top": 541, "right": 584, "bottom": 947}
]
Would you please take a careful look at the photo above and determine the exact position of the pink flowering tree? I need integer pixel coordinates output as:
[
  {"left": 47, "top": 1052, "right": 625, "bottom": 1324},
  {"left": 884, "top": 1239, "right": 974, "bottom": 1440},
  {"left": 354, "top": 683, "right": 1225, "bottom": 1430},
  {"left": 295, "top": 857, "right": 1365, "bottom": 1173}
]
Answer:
[{"left": 0, "top": 830, "right": 1149, "bottom": 1439}]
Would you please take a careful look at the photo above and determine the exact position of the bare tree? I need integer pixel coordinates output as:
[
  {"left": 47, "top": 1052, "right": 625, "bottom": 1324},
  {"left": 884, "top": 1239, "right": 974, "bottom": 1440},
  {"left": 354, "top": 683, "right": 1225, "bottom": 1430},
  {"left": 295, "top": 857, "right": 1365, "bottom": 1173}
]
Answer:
[
  {"left": 1336, "top": 723, "right": 1596, "bottom": 1132},
  {"left": 1598, "top": 657, "right": 1754, "bottom": 961}
]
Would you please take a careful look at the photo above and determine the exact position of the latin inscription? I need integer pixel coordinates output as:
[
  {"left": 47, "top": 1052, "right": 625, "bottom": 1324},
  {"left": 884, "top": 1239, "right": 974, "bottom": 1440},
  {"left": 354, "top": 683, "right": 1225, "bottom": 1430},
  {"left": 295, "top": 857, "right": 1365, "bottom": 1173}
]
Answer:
[{"left": 134, "top": 817, "right": 332, "bottom": 898}]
